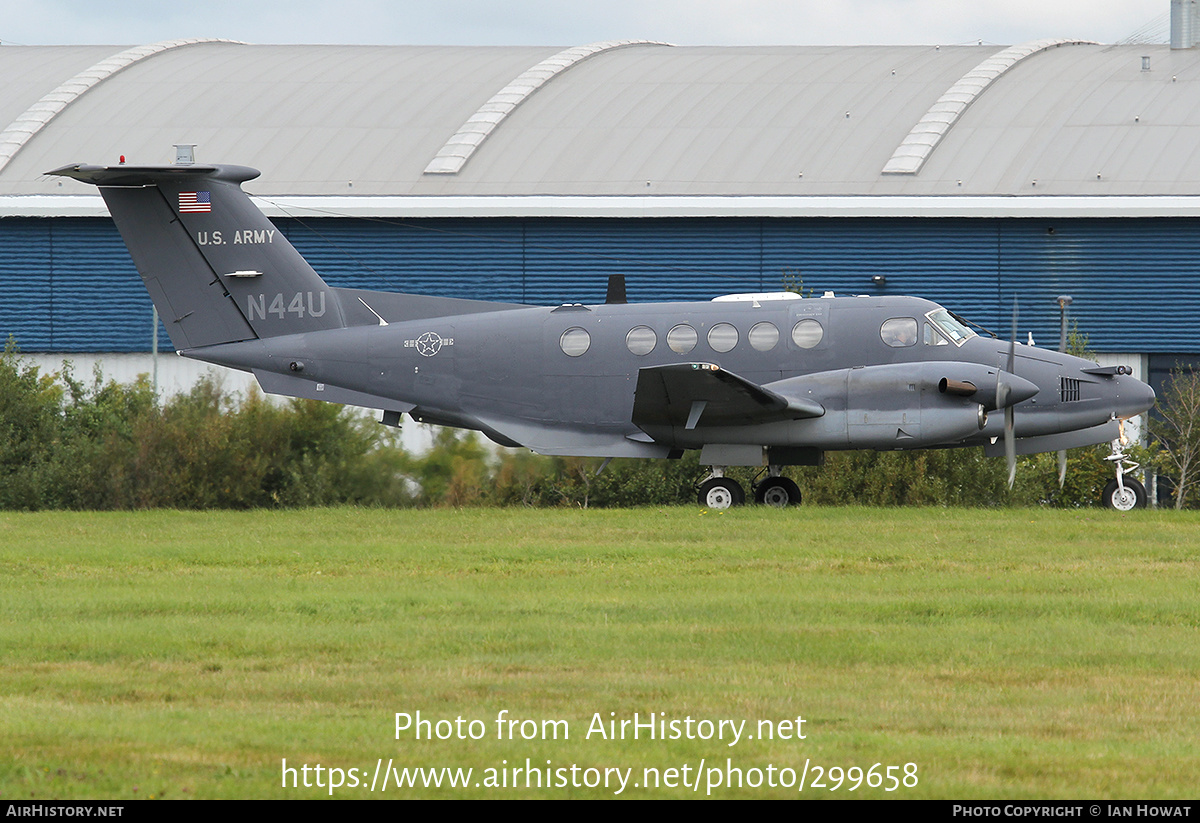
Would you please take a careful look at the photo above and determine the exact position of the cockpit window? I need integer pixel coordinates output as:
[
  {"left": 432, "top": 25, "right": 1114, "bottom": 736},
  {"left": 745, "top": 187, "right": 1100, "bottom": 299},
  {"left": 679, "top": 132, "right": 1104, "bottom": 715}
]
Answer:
[
  {"left": 880, "top": 318, "right": 918, "bottom": 348},
  {"left": 925, "top": 308, "right": 975, "bottom": 346}
]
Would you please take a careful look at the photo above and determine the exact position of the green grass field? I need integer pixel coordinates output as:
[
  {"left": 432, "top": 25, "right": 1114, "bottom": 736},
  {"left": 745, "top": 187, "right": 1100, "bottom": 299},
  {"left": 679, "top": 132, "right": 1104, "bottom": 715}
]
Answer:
[{"left": 1, "top": 506, "right": 1197, "bottom": 799}]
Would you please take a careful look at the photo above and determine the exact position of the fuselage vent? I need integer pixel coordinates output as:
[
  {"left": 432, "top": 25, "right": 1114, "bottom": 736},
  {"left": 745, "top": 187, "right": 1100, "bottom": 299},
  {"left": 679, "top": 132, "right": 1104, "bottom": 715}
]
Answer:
[{"left": 1060, "top": 376, "right": 1081, "bottom": 403}]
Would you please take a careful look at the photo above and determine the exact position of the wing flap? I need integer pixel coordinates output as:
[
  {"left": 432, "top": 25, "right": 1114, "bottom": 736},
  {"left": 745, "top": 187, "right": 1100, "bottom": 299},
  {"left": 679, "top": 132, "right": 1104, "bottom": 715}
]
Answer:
[
  {"left": 470, "top": 413, "right": 672, "bottom": 458},
  {"left": 632, "top": 363, "right": 824, "bottom": 432}
]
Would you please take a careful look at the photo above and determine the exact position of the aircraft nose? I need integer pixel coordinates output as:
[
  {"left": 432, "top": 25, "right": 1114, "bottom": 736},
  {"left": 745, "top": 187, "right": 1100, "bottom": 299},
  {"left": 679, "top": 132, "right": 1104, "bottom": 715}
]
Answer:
[{"left": 1119, "top": 377, "right": 1156, "bottom": 418}]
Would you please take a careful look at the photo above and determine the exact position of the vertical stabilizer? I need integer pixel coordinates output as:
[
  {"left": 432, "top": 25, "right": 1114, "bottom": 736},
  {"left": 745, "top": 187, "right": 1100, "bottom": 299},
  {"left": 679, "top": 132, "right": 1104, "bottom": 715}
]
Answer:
[{"left": 47, "top": 163, "right": 346, "bottom": 350}]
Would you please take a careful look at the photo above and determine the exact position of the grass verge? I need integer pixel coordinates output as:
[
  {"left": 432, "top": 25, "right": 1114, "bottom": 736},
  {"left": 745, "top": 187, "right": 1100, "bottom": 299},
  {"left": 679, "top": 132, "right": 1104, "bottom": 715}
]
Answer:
[{"left": 1, "top": 506, "right": 1197, "bottom": 799}]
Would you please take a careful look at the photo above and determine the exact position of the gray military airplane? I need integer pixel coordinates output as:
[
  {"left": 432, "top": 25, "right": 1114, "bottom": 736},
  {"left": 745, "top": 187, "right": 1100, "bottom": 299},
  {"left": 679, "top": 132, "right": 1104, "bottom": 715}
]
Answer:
[{"left": 48, "top": 161, "right": 1157, "bottom": 510}]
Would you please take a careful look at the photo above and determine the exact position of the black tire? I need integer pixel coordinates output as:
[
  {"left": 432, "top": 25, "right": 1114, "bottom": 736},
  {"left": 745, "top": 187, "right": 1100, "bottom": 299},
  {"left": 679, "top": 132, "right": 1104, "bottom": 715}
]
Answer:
[
  {"left": 698, "top": 477, "right": 745, "bottom": 509},
  {"left": 1101, "top": 477, "right": 1146, "bottom": 511},
  {"left": 754, "top": 476, "right": 802, "bottom": 507}
]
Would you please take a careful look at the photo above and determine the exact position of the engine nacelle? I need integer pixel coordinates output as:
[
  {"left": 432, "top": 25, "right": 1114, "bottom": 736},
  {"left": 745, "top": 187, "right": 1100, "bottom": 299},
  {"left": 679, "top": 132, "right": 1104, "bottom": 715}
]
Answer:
[{"left": 767, "top": 361, "right": 1026, "bottom": 449}]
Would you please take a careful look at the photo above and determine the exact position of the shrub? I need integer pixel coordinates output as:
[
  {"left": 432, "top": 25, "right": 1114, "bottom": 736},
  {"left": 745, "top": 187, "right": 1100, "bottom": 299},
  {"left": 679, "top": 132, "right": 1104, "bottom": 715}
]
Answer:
[{"left": 0, "top": 344, "right": 411, "bottom": 510}]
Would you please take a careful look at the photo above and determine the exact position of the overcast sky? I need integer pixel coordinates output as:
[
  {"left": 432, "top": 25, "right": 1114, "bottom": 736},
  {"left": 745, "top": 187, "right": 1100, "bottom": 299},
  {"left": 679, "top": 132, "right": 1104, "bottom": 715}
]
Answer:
[{"left": 0, "top": 0, "right": 1173, "bottom": 47}]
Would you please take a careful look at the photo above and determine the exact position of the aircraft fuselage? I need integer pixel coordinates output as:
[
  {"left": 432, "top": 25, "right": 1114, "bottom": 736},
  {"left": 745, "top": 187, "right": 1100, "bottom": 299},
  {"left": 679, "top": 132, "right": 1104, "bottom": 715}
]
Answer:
[{"left": 191, "top": 293, "right": 1154, "bottom": 463}]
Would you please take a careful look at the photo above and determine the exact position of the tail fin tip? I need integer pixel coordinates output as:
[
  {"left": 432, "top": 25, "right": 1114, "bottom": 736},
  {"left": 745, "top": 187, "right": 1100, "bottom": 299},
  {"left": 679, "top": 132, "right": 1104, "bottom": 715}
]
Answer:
[{"left": 47, "top": 162, "right": 260, "bottom": 187}]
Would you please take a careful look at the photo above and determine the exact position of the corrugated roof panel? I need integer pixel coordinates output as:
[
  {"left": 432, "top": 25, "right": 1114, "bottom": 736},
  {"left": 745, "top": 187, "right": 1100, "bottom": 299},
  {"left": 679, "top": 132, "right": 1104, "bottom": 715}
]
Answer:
[
  {"left": 5, "top": 215, "right": 1198, "bottom": 354},
  {"left": 47, "top": 219, "right": 155, "bottom": 351},
  {"left": 0, "top": 219, "right": 54, "bottom": 349},
  {"left": 0, "top": 218, "right": 158, "bottom": 352},
  {"left": 279, "top": 218, "right": 526, "bottom": 303},
  {"left": 762, "top": 218, "right": 1001, "bottom": 324},
  {"left": 522, "top": 218, "right": 763, "bottom": 305},
  {"left": 999, "top": 218, "right": 1200, "bottom": 352}
]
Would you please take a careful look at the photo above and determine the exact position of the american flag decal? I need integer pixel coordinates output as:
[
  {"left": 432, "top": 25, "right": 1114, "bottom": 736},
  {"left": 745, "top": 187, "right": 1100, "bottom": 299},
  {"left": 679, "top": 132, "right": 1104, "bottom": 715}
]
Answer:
[{"left": 179, "top": 191, "right": 212, "bottom": 213}]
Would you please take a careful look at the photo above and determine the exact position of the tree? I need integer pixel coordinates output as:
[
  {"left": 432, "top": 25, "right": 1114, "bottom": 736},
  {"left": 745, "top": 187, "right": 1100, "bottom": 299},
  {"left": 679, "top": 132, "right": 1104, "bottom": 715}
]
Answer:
[
  {"left": 0, "top": 339, "right": 65, "bottom": 508},
  {"left": 1149, "top": 367, "right": 1200, "bottom": 509}
]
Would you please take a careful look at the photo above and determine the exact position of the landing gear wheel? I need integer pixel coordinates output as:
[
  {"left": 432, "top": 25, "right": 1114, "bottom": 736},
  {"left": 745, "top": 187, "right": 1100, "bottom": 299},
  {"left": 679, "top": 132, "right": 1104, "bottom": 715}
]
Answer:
[
  {"left": 1101, "top": 477, "right": 1146, "bottom": 511},
  {"left": 698, "top": 477, "right": 745, "bottom": 509},
  {"left": 754, "top": 477, "right": 802, "bottom": 507}
]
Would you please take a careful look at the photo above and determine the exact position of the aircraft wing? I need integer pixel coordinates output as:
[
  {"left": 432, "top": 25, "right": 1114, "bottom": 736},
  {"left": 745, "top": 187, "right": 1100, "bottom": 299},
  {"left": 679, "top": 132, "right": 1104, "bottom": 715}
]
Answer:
[
  {"left": 632, "top": 363, "right": 824, "bottom": 432},
  {"left": 471, "top": 413, "right": 676, "bottom": 458}
]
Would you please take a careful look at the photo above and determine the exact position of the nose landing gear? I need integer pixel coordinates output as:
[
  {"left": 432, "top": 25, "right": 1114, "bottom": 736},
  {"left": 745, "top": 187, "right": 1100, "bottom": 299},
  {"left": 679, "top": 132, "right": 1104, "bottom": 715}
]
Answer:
[{"left": 1101, "top": 431, "right": 1147, "bottom": 510}]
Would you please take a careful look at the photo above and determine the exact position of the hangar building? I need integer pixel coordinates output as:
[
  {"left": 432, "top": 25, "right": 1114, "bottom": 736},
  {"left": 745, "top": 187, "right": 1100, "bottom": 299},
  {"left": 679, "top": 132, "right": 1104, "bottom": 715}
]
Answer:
[{"left": 2, "top": 29, "right": 1199, "bottom": 397}]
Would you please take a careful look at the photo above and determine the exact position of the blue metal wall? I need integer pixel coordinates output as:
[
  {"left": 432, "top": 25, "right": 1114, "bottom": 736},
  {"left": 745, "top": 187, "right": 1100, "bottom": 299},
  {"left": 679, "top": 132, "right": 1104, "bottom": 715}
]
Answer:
[{"left": 2, "top": 215, "right": 1195, "bottom": 353}]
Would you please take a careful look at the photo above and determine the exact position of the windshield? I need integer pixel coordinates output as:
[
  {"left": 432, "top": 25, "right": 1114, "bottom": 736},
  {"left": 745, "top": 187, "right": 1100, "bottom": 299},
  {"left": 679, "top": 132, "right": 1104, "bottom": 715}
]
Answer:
[{"left": 926, "top": 308, "right": 976, "bottom": 346}]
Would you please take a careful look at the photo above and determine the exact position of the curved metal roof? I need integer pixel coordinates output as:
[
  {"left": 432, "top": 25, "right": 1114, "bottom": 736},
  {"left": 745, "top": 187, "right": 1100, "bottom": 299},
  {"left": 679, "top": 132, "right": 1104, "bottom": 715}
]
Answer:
[
  {"left": 423, "top": 40, "right": 674, "bottom": 175},
  {"left": 3, "top": 41, "right": 1200, "bottom": 206},
  {"left": 881, "top": 38, "right": 1099, "bottom": 175},
  {"left": 0, "top": 39, "right": 244, "bottom": 176}
]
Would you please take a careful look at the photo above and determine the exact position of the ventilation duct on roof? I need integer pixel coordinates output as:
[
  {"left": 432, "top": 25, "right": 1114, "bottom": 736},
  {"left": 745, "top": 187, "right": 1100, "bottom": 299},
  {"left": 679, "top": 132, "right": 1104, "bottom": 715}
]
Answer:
[{"left": 1172, "top": 0, "right": 1199, "bottom": 49}]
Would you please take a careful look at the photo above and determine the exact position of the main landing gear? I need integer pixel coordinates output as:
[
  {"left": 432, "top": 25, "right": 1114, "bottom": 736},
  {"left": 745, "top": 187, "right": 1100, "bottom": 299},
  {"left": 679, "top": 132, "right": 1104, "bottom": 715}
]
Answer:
[
  {"left": 698, "top": 473, "right": 744, "bottom": 509},
  {"left": 697, "top": 466, "right": 802, "bottom": 509}
]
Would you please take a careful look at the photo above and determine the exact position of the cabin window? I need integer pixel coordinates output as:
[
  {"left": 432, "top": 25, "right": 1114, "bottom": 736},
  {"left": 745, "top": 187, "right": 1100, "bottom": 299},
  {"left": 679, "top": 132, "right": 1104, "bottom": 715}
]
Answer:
[
  {"left": 626, "top": 325, "right": 657, "bottom": 355},
  {"left": 707, "top": 323, "right": 738, "bottom": 353},
  {"left": 559, "top": 327, "right": 591, "bottom": 357},
  {"left": 881, "top": 318, "right": 918, "bottom": 348},
  {"left": 667, "top": 324, "right": 698, "bottom": 354},
  {"left": 791, "top": 318, "right": 823, "bottom": 349},
  {"left": 748, "top": 322, "right": 779, "bottom": 351}
]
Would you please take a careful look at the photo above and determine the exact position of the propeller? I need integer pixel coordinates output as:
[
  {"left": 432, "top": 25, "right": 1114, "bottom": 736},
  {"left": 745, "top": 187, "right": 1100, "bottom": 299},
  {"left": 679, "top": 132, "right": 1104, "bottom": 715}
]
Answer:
[
  {"left": 996, "top": 301, "right": 1018, "bottom": 488},
  {"left": 1055, "top": 297, "right": 1070, "bottom": 489}
]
